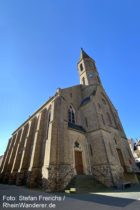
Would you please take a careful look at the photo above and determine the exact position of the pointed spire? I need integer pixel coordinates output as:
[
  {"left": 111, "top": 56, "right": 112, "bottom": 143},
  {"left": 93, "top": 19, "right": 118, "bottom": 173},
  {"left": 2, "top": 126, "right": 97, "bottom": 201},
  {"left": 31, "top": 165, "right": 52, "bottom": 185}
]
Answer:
[{"left": 80, "top": 48, "right": 91, "bottom": 60}]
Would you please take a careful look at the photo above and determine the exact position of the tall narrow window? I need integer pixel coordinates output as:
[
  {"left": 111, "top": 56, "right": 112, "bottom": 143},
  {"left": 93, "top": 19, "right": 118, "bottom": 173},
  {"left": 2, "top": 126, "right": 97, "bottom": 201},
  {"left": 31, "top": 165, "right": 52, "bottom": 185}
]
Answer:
[
  {"left": 85, "top": 117, "right": 88, "bottom": 127},
  {"left": 46, "top": 108, "right": 51, "bottom": 139},
  {"left": 80, "top": 63, "right": 83, "bottom": 71},
  {"left": 117, "top": 123, "right": 123, "bottom": 132},
  {"left": 102, "top": 98, "right": 106, "bottom": 105},
  {"left": 68, "top": 105, "right": 75, "bottom": 124},
  {"left": 101, "top": 114, "right": 105, "bottom": 125},
  {"left": 82, "top": 77, "right": 85, "bottom": 85},
  {"left": 114, "top": 137, "right": 117, "bottom": 144},
  {"left": 107, "top": 112, "right": 112, "bottom": 125},
  {"left": 90, "top": 144, "right": 93, "bottom": 156},
  {"left": 98, "top": 103, "right": 101, "bottom": 109},
  {"left": 48, "top": 112, "right": 51, "bottom": 124},
  {"left": 96, "top": 76, "right": 100, "bottom": 83}
]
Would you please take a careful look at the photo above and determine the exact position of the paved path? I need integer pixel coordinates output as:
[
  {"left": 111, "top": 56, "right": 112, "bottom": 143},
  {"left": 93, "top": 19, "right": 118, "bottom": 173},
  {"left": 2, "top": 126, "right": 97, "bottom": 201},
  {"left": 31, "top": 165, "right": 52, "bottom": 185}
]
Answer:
[
  {"left": 0, "top": 184, "right": 140, "bottom": 210},
  {"left": 92, "top": 191, "right": 140, "bottom": 201}
]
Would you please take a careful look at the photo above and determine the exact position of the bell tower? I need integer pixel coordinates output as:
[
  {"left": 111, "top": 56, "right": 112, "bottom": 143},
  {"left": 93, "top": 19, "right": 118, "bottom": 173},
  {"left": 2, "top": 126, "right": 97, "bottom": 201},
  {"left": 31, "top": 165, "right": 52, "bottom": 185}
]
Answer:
[{"left": 77, "top": 48, "right": 101, "bottom": 85}]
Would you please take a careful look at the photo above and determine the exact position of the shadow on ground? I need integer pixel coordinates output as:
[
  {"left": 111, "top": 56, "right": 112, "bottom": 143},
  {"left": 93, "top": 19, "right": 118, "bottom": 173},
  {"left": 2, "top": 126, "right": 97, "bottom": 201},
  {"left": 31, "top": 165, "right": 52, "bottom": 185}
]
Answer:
[
  {"left": 0, "top": 183, "right": 140, "bottom": 209},
  {"left": 65, "top": 193, "right": 136, "bottom": 207}
]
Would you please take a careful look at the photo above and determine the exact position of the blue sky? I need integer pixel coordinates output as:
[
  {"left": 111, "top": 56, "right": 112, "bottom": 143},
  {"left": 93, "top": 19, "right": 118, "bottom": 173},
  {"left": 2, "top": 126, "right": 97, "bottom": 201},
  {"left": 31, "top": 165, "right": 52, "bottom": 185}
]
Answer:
[{"left": 0, "top": 0, "right": 140, "bottom": 155}]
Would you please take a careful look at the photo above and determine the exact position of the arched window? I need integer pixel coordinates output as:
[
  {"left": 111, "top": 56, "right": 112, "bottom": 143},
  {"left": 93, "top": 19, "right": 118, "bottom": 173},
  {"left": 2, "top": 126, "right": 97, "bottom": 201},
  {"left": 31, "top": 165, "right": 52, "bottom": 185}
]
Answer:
[
  {"left": 102, "top": 98, "right": 106, "bottom": 105},
  {"left": 114, "top": 137, "right": 117, "bottom": 144},
  {"left": 98, "top": 103, "right": 101, "bottom": 109},
  {"left": 80, "top": 63, "right": 83, "bottom": 71},
  {"left": 89, "top": 144, "right": 93, "bottom": 156},
  {"left": 117, "top": 123, "right": 123, "bottom": 132},
  {"left": 107, "top": 112, "right": 112, "bottom": 125},
  {"left": 68, "top": 105, "right": 75, "bottom": 124},
  {"left": 96, "top": 76, "right": 101, "bottom": 83},
  {"left": 48, "top": 111, "right": 51, "bottom": 124},
  {"left": 101, "top": 114, "right": 105, "bottom": 125},
  {"left": 46, "top": 107, "right": 51, "bottom": 139},
  {"left": 114, "top": 134, "right": 119, "bottom": 144},
  {"left": 82, "top": 77, "right": 85, "bottom": 85},
  {"left": 85, "top": 117, "right": 88, "bottom": 127}
]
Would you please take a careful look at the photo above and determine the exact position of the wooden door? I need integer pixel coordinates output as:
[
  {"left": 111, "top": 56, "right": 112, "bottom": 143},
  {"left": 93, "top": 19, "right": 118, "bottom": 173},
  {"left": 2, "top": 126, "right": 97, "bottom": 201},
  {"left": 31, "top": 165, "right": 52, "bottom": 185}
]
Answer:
[{"left": 75, "top": 151, "right": 84, "bottom": 174}]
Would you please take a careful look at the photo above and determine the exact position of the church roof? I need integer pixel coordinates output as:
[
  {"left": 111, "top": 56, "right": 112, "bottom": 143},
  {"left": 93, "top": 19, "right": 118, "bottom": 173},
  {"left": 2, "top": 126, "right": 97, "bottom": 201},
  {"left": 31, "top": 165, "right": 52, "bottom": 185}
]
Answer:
[{"left": 68, "top": 122, "right": 86, "bottom": 133}]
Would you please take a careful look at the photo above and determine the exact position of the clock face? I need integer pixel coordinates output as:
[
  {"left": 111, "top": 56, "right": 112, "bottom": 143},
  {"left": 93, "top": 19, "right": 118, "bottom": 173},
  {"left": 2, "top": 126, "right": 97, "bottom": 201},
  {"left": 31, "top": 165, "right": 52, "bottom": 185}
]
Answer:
[
  {"left": 88, "top": 72, "right": 97, "bottom": 78},
  {"left": 88, "top": 73, "right": 94, "bottom": 78}
]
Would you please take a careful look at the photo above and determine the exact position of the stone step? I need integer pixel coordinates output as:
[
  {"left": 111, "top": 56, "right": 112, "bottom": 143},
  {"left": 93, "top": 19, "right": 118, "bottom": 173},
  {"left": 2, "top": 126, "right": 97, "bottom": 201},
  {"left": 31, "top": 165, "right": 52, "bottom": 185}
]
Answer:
[{"left": 65, "top": 175, "right": 109, "bottom": 193}]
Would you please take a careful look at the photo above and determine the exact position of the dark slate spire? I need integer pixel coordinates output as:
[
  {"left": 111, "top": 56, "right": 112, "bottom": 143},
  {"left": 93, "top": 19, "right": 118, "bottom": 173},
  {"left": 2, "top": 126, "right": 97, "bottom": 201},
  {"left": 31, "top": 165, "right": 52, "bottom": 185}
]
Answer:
[{"left": 80, "top": 48, "right": 91, "bottom": 60}]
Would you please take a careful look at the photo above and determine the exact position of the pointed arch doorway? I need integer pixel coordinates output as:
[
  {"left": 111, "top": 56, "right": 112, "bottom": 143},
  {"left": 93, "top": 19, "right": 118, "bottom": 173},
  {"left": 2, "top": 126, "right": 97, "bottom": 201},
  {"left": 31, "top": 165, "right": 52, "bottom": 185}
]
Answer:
[{"left": 75, "top": 150, "right": 84, "bottom": 174}]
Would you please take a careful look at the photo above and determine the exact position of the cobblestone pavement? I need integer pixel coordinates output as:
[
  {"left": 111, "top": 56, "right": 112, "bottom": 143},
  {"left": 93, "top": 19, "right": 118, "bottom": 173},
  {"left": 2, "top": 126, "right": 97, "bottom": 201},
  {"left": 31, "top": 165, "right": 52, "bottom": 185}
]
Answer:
[{"left": 0, "top": 184, "right": 140, "bottom": 210}]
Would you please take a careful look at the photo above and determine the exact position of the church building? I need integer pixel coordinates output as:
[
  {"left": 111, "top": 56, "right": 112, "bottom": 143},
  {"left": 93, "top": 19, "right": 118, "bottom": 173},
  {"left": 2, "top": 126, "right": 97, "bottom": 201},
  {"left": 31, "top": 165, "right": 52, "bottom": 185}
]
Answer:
[{"left": 0, "top": 49, "right": 139, "bottom": 191}]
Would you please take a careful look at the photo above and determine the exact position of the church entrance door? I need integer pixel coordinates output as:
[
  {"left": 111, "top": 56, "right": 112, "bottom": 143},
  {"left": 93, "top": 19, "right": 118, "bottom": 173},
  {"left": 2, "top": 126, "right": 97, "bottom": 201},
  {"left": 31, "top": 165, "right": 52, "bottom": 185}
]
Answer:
[{"left": 75, "top": 151, "right": 84, "bottom": 174}]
